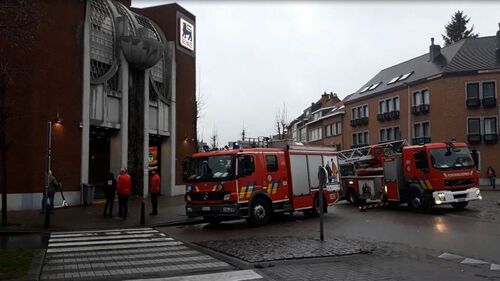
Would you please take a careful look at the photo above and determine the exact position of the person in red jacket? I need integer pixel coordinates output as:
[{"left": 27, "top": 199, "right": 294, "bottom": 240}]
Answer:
[
  {"left": 149, "top": 169, "right": 161, "bottom": 215},
  {"left": 117, "top": 168, "right": 132, "bottom": 220}
]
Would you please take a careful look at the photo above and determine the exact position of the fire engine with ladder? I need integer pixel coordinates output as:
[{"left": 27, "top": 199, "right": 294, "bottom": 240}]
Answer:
[
  {"left": 183, "top": 145, "right": 341, "bottom": 226},
  {"left": 338, "top": 140, "right": 482, "bottom": 209}
]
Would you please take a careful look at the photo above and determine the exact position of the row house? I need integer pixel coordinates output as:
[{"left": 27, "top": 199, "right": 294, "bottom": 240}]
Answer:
[
  {"left": 288, "top": 92, "right": 344, "bottom": 150},
  {"left": 344, "top": 25, "right": 500, "bottom": 181}
]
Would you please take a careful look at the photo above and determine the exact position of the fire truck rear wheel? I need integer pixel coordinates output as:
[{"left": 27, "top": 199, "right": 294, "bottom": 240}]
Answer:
[
  {"left": 248, "top": 197, "right": 271, "bottom": 226},
  {"left": 451, "top": 202, "right": 468, "bottom": 209}
]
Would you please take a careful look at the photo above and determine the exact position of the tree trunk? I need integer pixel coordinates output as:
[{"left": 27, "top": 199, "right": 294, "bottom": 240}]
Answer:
[{"left": 1, "top": 74, "right": 7, "bottom": 226}]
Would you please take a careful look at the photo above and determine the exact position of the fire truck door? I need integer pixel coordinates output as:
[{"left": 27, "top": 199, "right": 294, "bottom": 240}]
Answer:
[
  {"left": 263, "top": 154, "right": 286, "bottom": 199},
  {"left": 383, "top": 156, "right": 403, "bottom": 201},
  {"left": 236, "top": 154, "right": 262, "bottom": 202}
]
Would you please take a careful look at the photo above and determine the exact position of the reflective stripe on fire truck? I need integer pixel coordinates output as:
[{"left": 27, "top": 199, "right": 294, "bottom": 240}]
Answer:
[{"left": 407, "top": 177, "right": 433, "bottom": 190}]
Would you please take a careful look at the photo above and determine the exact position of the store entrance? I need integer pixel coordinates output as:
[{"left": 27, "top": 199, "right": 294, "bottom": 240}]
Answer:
[{"left": 89, "top": 133, "right": 111, "bottom": 200}]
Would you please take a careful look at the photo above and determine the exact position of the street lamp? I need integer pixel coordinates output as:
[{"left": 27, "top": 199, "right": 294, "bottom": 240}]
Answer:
[{"left": 44, "top": 115, "right": 63, "bottom": 228}]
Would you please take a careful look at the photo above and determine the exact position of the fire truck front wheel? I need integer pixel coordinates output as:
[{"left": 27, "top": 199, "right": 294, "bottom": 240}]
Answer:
[
  {"left": 248, "top": 197, "right": 272, "bottom": 226},
  {"left": 408, "top": 190, "right": 424, "bottom": 209}
]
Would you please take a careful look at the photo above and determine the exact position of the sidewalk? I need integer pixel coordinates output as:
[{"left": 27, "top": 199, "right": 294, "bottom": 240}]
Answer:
[{"left": 0, "top": 195, "right": 202, "bottom": 233}]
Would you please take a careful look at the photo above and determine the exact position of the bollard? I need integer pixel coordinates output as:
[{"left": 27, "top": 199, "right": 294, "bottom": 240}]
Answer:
[
  {"left": 140, "top": 201, "right": 145, "bottom": 225},
  {"left": 44, "top": 202, "right": 50, "bottom": 228}
]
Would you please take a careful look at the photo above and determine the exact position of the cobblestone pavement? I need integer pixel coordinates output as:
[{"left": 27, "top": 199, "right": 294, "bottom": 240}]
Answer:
[
  {"left": 40, "top": 227, "right": 235, "bottom": 281},
  {"left": 197, "top": 237, "right": 374, "bottom": 263}
]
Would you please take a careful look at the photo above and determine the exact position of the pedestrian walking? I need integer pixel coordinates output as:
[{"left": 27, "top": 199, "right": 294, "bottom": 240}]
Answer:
[
  {"left": 487, "top": 166, "right": 496, "bottom": 189},
  {"left": 41, "top": 171, "right": 60, "bottom": 214},
  {"left": 117, "top": 168, "right": 132, "bottom": 220},
  {"left": 149, "top": 169, "right": 161, "bottom": 216},
  {"left": 103, "top": 172, "right": 117, "bottom": 217}
]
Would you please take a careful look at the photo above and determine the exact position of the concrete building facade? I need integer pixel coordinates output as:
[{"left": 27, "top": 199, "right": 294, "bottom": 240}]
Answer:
[{"left": 0, "top": 0, "right": 197, "bottom": 210}]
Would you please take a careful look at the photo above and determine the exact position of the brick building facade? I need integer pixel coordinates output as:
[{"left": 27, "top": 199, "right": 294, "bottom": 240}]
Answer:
[{"left": 0, "top": 0, "right": 197, "bottom": 210}]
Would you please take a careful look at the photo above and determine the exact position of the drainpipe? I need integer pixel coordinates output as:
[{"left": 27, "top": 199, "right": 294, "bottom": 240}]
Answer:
[{"left": 405, "top": 83, "right": 411, "bottom": 141}]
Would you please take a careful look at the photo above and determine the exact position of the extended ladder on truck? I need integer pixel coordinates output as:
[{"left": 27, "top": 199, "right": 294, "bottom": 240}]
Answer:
[{"left": 337, "top": 139, "right": 408, "bottom": 165}]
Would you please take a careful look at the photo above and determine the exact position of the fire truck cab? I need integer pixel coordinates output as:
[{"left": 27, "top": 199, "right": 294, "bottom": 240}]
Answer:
[
  {"left": 340, "top": 140, "right": 482, "bottom": 209},
  {"left": 183, "top": 146, "right": 340, "bottom": 226}
]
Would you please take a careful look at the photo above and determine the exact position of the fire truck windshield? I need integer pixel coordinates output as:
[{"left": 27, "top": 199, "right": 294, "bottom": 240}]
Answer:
[
  {"left": 429, "top": 148, "right": 475, "bottom": 170},
  {"left": 185, "top": 155, "right": 234, "bottom": 182}
]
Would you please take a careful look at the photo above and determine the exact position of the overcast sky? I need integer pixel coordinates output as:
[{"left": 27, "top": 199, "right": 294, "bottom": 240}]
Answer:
[{"left": 134, "top": 1, "right": 500, "bottom": 146}]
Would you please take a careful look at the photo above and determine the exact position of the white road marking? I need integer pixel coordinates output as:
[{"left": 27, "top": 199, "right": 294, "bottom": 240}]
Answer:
[
  {"left": 51, "top": 227, "right": 153, "bottom": 236},
  {"left": 49, "top": 233, "right": 163, "bottom": 242},
  {"left": 491, "top": 264, "right": 500, "bottom": 271},
  {"left": 46, "top": 241, "right": 183, "bottom": 253},
  {"left": 461, "top": 258, "right": 489, "bottom": 265},
  {"left": 124, "top": 269, "right": 262, "bottom": 281},
  {"left": 438, "top": 253, "right": 465, "bottom": 260},
  {"left": 49, "top": 237, "right": 173, "bottom": 247}
]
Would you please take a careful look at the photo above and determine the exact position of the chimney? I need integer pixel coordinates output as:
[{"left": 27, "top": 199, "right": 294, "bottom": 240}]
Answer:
[
  {"left": 429, "top": 37, "right": 441, "bottom": 62},
  {"left": 496, "top": 23, "right": 500, "bottom": 52}
]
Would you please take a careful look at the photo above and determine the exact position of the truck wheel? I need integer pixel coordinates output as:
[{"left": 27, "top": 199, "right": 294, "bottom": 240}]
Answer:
[
  {"left": 248, "top": 197, "right": 271, "bottom": 226},
  {"left": 451, "top": 202, "right": 468, "bottom": 210},
  {"left": 408, "top": 191, "right": 423, "bottom": 209}
]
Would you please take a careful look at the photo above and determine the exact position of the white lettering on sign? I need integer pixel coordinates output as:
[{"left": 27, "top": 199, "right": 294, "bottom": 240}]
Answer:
[
  {"left": 179, "top": 18, "right": 194, "bottom": 51},
  {"left": 443, "top": 171, "right": 473, "bottom": 178}
]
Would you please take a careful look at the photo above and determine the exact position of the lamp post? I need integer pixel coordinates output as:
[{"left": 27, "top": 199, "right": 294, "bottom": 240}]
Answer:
[{"left": 44, "top": 116, "right": 63, "bottom": 228}]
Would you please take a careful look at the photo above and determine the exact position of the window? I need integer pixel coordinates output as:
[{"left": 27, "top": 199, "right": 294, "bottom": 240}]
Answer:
[
  {"left": 266, "top": 155, "right": 278, "bottom": 172},
  {"left": 484, "top": 117, "right": 497, "bottom": 134},
  {"left": 379, "top": 97, "right": 400, "bottom": 113},
  {"left": 368, "top": 82, "right": 381, "bottom": 91},
  {"left": 398, "top": 71, "right": 413, "bottom": 81},
  {"left": 380, "top": 126, "right": 400, "bottom": 142},
  {"left": 299, "top": 127, "right": 306, "bottom": 142},
  {"left": 360, "top": 86, "right": 370, "bottom": 93},
  {"left": 325, "top": 122, "right": 341, "bottom": 137},
  {"left": 413, "top": 90, "right": 429, "bottom": 106},
  {"left": 467, "top": 118, "right": 481, "bottom": 135},
  {"left": 309, "top": 127, "right": 322, "bottom": 141},
  {"left": 238, "top": 155, "right": 255, "bottom": 177},
  {"left": 352, "top": 132, "right": 369, "bottom": 146},
  {"left": 414, "top": 122, "right": 430, "bottom": 138},
  {"left": 466, "top": 83, "right": 480, "bottom": 99},
  {"left": 483, "top": 82, "right": 496, "bottom": 98},
  {"left": 387, "top": 76, "right": 400, "bottom": 85},
  {"left": 352, "top": 105, "right": 368, "bottom": 119}
]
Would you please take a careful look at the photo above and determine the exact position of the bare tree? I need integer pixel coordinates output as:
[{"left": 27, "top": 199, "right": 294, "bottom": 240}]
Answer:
[
  {"left": 274, "top": 103, "right": 288, "bottom": 140},
  {"left": 0, "top": 0, "right": 41, "bottom": 225},
  {"left": 195, "top": 69, "right": 205, "bottom": 151}
]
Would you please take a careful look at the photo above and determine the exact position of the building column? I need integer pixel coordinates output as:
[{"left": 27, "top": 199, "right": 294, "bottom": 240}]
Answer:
[
  {"left": 80, "top": 0, "right": 91, "bottom": 203},
  {"left": 143, "top": 71, "right": 150, "bottom": 199},
  {"left": 119, "top": 52, "right": 129, "bottom": 171},
  {"left": 166, "top": 42, "right": 177, "bottom": 196}
]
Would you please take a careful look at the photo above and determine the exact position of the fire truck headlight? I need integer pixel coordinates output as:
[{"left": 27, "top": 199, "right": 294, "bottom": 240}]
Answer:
[
  {"left": 348, "top": 180, "right": 354, "bottom": 185},
  {"left": 216, "top": 184, "right": 224, "bottom": 191},
  {"left": 186, "top": 185, "right": 193, "bottom": 193},
  {"left": 223, "top": 193, "right": 231, "bottom": 201},
  {"left": 186, "top": 195, "right": 192, "bottom": 202},
  {"left": 437, "top": 192, "right": 445, "bottom": 201},
  {"left": 475, "top": 189, "right": 482, "bottom": 199},
  {"left": 186, "top": 207, "right": 192, "bottom": 213},
  {"left": 384, "top": 185, "right": 388, "bottom": 193}
]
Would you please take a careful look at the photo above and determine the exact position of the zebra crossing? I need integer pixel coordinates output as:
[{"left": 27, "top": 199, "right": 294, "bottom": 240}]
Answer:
[
  {"left": 41, "top": 227, "right": 261, "bottom": 281},
  {"left": 438, "top": 252, "right": 500, "bottom": 272}
]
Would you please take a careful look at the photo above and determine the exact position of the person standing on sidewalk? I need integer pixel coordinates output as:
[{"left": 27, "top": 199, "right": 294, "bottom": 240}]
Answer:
[
  {"left": 149, "top": 169, "right": 161, "bottom": 216},
  {"left": 41, "top": 171, "right": 60, "bottom": 214},
  {"left": 103, "top": 172, "right": 117, "bottom": 217},
  {"left": 487, "top": 166, "right": 496, "bottom": 189},
  {"left": 117, "top": 168, "right": 132, "bottom": 220}
]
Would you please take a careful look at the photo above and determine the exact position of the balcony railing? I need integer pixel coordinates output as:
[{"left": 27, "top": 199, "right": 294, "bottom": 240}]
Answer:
[
  {"left": 350, "top": 117, "right": 369, "bottom": 127},
  {"left": 412, "top": 104, "right": 430, "bottom": 115},
  {"left": 466, "top": 97, "right": 480, "bottom": 108},
  {"left": 377, "top": 111, "right": 400, "bottom": 122},
  {"left": 482, "top": 97, "right": 497, "bottom": 108},
  {"left": 484, "top": 133, "right": 498, "bottom": 143},
  {"left": 411, "top": 137, "right": 431, "bottom": 145},
  {"left": 467, "top": 134, "right": 482, "bottom": 144}
]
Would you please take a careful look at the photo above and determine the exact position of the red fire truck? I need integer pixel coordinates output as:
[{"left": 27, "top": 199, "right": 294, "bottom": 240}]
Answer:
[
  {"left": 183, "top": 146, "right": 340, "bottom": 226},
  {"left": 338, "top": 140, "right": 482, "bottom": 209}
]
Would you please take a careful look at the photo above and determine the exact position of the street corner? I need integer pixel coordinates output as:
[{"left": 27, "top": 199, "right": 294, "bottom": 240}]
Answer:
[{"left": 195, "top": 236, "right": 376, "bottom": 264}]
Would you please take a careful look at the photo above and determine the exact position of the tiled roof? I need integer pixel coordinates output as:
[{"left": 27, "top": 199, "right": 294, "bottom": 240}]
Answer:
[{"left": 347, "top": 36, "right": 500, "bottom": 103}]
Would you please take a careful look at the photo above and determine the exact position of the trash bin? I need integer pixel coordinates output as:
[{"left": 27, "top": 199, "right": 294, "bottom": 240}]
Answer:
[{"left": 82, "top": 183, "right": 95, "bottom": 206}]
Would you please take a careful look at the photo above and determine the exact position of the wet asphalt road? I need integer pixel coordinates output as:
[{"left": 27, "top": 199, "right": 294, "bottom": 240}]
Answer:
[{"left": 160, "top": 190, "right": 500, "bottom": 265}]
